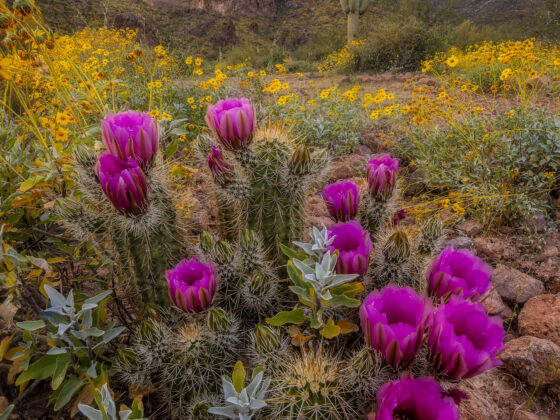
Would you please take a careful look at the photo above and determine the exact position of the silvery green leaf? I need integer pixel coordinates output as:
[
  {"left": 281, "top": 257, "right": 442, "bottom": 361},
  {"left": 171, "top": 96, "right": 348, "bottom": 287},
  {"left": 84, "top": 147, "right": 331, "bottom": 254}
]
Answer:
[
  {"left": 239, "top": 414, "right": 253, "bottom": 420},
  {"left": 208, "top": 406, "right": 238, "bottom": 419},
  {"left": 255, "top": 379, "right": 270, "bottom": 400},
  {"left": 321, "top": 290, "right": 332, "bottom": 301},
  {"left": 87, "top": 361, "right": 97, "bottom": 378},
  {"left": 78, "top": 405, "right": 104, "bottom": 420},
  {"left": 222, "top": 377, "right": 237, "bottom": 400},
  {"left": 249, "top": 399, "right": 267, "bottom": 410},
  {"left": 292, "top": 258, "right": 314, "bottom": 275},
  {"left": 57, "top": 322, "right": 73, "bottom": 336},
  {"left": 100, "top": 384, "right": 116, "bottom": 417},
  {"left": 44, "top": 285, "right": 67, "bottom": 309},
  {"left": 81, "top": 309, "right": 92, "bottom": 329},
  {"left": 79, "top": 303, "right": 98, "bottom": 312},
  {"left": 84, "top": 290, "right": 112, "bottom": 305},
  {"left": 119, "top": 409, "right": 132, "bottom": 420},
  {"left": 66, "top": 290, "right": 74, "bottom": 308},
  {"left": 245, "top": 371, "right": 263, "bottom": 398},
  {"left": 46, "top": 347, "right": 67, "bottom": 355},
  {"left": 94, "top": 326, "right": 125, "bottom": 348},
  {"left": 327, "top": 273, "right": 359, "bottom": 289},
  {"left": 238, "top": 388, "right": 249, "bottom": 405}
]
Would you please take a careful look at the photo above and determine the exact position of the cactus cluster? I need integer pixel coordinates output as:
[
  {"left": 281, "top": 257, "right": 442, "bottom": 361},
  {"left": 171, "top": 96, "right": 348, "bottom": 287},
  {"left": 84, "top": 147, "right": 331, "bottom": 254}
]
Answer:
[{"left": 63, "top": 98, "right": 505, "bottom": 419}]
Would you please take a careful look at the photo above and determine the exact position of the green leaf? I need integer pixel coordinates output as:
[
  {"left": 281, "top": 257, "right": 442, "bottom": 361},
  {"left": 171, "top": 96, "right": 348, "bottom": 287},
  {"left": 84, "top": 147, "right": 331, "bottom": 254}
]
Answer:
[
  {"left": 319, "top": 318, "right": 341, "bottom": 339},
  {"left": 16, "top": 320, "right": 46, "bottom": 331},
  {"left": 19, "top": 176, "right": 44, "bottom": 192},
  {"left": 330, "top": 282, "right": 364, "bottom": 298},
  {"left": 53, "top": 378, "right": 84, "bottom": 411},
  {"left": 164, "top": 137, "right": 180, "bottom": 158},
  {"left": 51, "top": 353, "right": 70, "bottom": 390},
  {"left": 83, "top": 290, "right": 112, "bottom": 305},
  {"left": 0, "top": 405, "right": 14, "bottom": 420},
  {"left": 251, "top": 365, "right": 264, "bottom": 380},
  {"left": 266, "top": 308, "right": 306, "bottom": 326},
  {"left": 232, "top": 360, "right": 246, "bottom": 393},
  {"left": 327, "top": 294, "right": 361, "bottom": 309},
  {"left": 280, "top": 244, "right": 307, "bottom": 261},
  {"left": 16, "top": 355, "right": 58, "bottom": 385}
]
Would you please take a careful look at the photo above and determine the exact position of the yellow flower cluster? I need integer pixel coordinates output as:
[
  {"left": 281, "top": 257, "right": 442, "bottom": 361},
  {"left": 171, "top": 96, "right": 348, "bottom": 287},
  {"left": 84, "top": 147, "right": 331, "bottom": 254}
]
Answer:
[{"left": 317, "top": 40, "right": 364, "bottom": 72}]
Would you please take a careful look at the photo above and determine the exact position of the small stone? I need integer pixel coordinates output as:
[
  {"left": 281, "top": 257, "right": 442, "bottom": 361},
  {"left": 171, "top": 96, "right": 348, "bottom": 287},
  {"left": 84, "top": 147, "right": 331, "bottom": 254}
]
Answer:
[
  {"left": 480, "top": 288, "right": 513, "bottom": 319},
  {"left": 500, "top": 335, "right": 560, "bottom": 387},
  {"left": 475, "top": 237, "right": 519, "bottom": 262},
  {"left": 456, "top": 220, "right": 483, "bottom": 237},
  {"left": 442, "top": 236, "right": 474, "bottom": 251},
  {"left": 492, "top": 265, "right": 545, "bottom": 304},
  {"left": 518, "top": 294, "right": 560, "bottom": 346}
]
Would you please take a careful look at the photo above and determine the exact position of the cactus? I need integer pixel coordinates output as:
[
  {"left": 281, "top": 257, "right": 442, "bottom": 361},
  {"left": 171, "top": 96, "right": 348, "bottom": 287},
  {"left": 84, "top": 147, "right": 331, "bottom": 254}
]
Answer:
[
  {"left": 360, "top": 193, "right": 398, "bottom": 239},
  {"left": 267, "top": 346, "right": 356, "bottom": 420},
  {"left": 249, "top": 323, "right": 288, "bottom": 366},
  {"left": 58, "top": 145, "right": 185, "bottom": 309},
  {"left": 417, "top": 216, "right": 444, "bottom": 255},
  {"left": 340, "top": 0, "right": 371, "bottom": 44},
  {"left": 343, "top": 347, "right": 390, "bottom": 403},
  {"left": 114, "top": 309, "right": 239, "bottom": 419},
  {"left": 368, "top": 229, "right": 423, "bottom": 291},
  {"left": 202, "top": 125, "right": 327, "bottom": 267}
]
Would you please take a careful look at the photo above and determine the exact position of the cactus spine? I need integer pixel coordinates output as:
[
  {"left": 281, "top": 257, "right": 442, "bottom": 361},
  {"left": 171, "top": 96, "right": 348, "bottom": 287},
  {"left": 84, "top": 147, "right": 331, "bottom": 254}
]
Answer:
[
  {"left": 417, "top": 216, "right": 444, "bottom": 255},
  {"left": 340, "top": 0, "right": 371, "bottom": 44}
]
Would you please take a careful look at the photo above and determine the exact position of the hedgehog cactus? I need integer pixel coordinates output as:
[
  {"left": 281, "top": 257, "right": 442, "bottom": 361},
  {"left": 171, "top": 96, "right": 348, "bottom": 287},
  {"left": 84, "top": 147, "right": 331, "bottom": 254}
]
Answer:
[
  {"left": 58, "top": 115, "right": 183, "bottom": 309},
  {"left": 203, "top": 99, "right": 327, "bottom": 265},
  {"left": 417, "top": 215, "right": 444, "bottom": 255},
  {"left": 340, "top": 0, "right": 371, "bottom": 44}
]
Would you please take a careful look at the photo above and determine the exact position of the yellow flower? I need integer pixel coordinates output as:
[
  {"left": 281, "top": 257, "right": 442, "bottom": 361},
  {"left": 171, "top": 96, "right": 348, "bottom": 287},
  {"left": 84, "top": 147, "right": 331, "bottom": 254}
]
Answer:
[
  {"left": 387, "top": 93, "right": 395, "bottom": 100},
  {"left": 194, "top": 68, "right": 203, "bottom": 76},
  {"left": 452, "top": 203, "right": 465, "bottom": 215},
  {"left": 0, "top": 58, "right": 13, "bottom": 81},
  {"left": 160, "top": 112, "right": 172, "bottom": 121},
  {"left": 195, "top": 57, "right": 203, "bottom": 66},
  {"left": 445, "top": 55, "right": 459, "bottom": 67},
  {"left": 260, "top": 70, "right": 266, "bottom": 77},
  {"left": 149, "top": 110, "right": 159, "bottom": 118},
  {"left": 544, "top": 171, "right": 556, "bottom": 179},
  {"left": 508, "top": 109, "right": 515, "bottom": 118},
  {"left": 187, "top": 97, "right": 194, "bottom": 104},
  {"left": 499, "top": 68, "right": 513, "bottom": 81},
  {"left": 55, "top": 127, "right": 69, "bottom": 142},
  {"left": 554, "top": 59, "right": 560, "bottom": 66},
  {"left": 369, "top": 110, "right": 380, "bottom": 120},
  {"left": 56, "top": 112, "right": 71, "bottom": 126},
  {"left": 185, "top": 56, "right": 193, "bottom": 65},
  {"left": 248, "top": 71, "right": 254, "bottom": 78}
]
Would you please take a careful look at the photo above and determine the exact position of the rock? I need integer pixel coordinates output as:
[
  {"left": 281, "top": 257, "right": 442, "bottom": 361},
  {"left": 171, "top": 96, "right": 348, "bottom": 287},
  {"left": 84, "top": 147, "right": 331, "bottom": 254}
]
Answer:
[
  {"left": 330, "top": 154, "right": 366, "bottom": 180},
  {"left": 500, "top": 336, "right": 560, "bottom": 387},
  {"left": 513, "top": 410, "right": 539, "bottom": 420},
  {"left": 492, "top": 265, "right": 544, "bottom": 304},
  {"left": 474, "top": 237, "right": 519, "bottom": 262},
  {"left": 518, "top": 294, "right": 560, "bottom": 346},
  {"left": 339, "top": 76, "right": 352, "bottom": 84},
  {"left": 442, "top": 236, "right": 475, "bottom": 250},
  {"left": 456, "top": 220, "right": 483, "bottom": 237},
  {"left": 481, "top": 288, "right": 513, "bottom": 319},
  {"left": 542, "top": 245, "right": 559, "bottom": 259},
  {"left": 526, "top": 75, "right": 551, "bottom": 90},
  {"left": 355, "top": 144, "right": 373, "bottom": 157},
  {"left": 459, "top": 370, "right": 520, "bottom": 420}
]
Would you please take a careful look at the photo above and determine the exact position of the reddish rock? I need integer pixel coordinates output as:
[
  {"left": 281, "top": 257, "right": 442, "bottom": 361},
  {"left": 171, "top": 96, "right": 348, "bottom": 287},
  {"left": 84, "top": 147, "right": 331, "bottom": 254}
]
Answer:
[
  {"left": 492, "top": 265, "right": 545, "bottom": 304},
  {"left": 329, "top": 154, "right": 366, "bottom": 180},
  {"left": 518, "top": 294, "right": 560, "bottom": 346},
  {"left": 443, "top": 236, "right": 475, "bottom": 250},
  {"left": 457, "top": 220, "right": 483, "bottom": 237},
  {"left": 481, "top": 288, "right": 513, "bottom": 319},
  {"left": 500, "top": 336, "right": 560, "bottom": 387},
  {"left": 475, "top": 237, "right": 519, "bottom": 262}
]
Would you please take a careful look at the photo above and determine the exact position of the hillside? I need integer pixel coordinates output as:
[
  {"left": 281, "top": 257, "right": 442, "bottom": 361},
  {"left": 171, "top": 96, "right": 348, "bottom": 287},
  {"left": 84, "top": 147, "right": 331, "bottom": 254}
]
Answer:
[{"left": 32, "top": 0, "right": 548, "bottom": 59}]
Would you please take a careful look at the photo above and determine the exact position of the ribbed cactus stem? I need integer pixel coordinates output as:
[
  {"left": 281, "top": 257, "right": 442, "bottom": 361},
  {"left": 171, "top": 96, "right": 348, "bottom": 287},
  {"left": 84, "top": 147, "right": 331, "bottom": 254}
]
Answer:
[
  {"left": 361, "top": 195, "right": 393, "bottom": 238},
  {"left": 340, "top": 0, "right": 370, "bottom": 44},
  {"left": 417, "top": 216, "right": 444, "bottom": 255}
]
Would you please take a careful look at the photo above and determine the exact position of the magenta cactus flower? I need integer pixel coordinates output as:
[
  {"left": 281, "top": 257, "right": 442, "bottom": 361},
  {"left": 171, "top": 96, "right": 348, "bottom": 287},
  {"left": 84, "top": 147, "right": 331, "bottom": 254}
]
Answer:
[
  {"left": 205, "top": 97, "right": 255, "bottom": 150},
  {"left": 207, "top": 145, "right": 234, "bottom": 185},
  {"left": 101, "top": 111, "right": 159, "bottom": 166},
  {"left": 375, "top": 376, "right": 460, "bottom": 420},
  {"left": 366, "top": 154, "right": 399, "bottom": 201},
  {"left": 428, "top": 295, "right": 505, "bottom": 379},
  {"left": 327, "top": 221, "right": 372, "bottom": 276},
  {"left": 166, "top": 257, "right": 217, "bottom": 313},
  {"left": 322, "top": 180, "right": 360, "bottom": 222},
  {"left": 96, "top": 153, "right": 148, "bottom": 215},
  {"left": 359, "top": 285, "right": 433, "bottom": 368},
  {"left": 427, "top": 247, "right": 492, "bottom": 301}
]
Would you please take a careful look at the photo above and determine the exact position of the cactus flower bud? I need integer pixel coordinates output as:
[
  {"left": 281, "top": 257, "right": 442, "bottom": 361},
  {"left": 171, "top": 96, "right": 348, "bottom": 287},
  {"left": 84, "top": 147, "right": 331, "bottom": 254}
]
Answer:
[
  {"left": 289, "top": 144, "right": 311, "bottom": 175},
  {"left": 392, "top": 209, "right": 408, "bottom": 227},
  {"left": 253, "top": 324, "right": 281, "bottom": 354},
  {"left": 366, "top": 154, "right": 399, "bottom": 201},
  {"left": 101, "top": 111, "right": 159, "bottom": 167},
  {"left": 205, "top": 97, "right": 255, "bottom": 150},
  {"left": 383, "top": 230, "right": 411, "bottom": 263},
  {"left": 96, "top": 153, "right": 148, "bottom": 215},
  {"left": 207, "top": 145, "right": 234, "bottom": 185},
  {"left": 322, "top": 180, "right": 360, "bottom": 222},
  {"left": 166, "top": 257, "right": 217, "bottom": 313},
  {"left": 207, "top": 307, "right": 232, "bottom": 332}
]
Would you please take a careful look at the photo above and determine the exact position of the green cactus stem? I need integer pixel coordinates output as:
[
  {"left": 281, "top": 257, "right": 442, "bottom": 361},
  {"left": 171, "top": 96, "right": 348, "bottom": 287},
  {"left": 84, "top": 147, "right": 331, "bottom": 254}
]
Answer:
[{"left": 340, "top": 0, "right": 371, "bottom": 44}]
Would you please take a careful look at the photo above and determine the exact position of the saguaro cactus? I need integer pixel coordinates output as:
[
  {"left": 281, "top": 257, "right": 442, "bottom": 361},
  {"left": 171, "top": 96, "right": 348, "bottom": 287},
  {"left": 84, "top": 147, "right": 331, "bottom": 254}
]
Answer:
[{"left": 340, "top": 0, "right": 371, "bottom": 44}]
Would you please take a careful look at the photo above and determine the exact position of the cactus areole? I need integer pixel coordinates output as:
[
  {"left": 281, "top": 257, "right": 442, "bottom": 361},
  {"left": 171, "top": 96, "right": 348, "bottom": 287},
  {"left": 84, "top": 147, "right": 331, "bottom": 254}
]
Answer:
[{"left": 340, "top": 0, "right": 371, "bottom": 44}]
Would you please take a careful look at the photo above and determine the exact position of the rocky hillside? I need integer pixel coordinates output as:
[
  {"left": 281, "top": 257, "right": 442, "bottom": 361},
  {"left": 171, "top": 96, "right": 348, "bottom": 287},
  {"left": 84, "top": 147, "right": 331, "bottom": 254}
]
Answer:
[{"left": 34, "top": 0, "right": 545, "bottom": 58}]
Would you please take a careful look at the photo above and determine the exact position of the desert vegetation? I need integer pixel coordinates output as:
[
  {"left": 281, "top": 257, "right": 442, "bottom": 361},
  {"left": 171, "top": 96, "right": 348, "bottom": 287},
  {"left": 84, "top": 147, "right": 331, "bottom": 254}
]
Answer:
[{"left": 0, "top": 0, "right": 559, "bottom": 419}]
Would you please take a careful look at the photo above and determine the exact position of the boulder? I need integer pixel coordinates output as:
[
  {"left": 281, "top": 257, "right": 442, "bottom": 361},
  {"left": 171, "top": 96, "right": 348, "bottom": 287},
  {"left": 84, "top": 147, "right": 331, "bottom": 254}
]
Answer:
[
  {"left": 442, "top": 236, "right": 475, "bottom": 251},
  {"left": 481, "top": 288, "right": 513, "bottom": 319},
  {"left": 456, "top": 220, "right": 483, "bottom": 237},
  {"left": 518, "top": 294, "right": 560, "bottom": 346},
  {"left": 492, "top": 265, "right": 545, "bottom": 304},
  {"left": 500, "top": 336, "right": 560, "bottom": 387}
]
